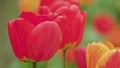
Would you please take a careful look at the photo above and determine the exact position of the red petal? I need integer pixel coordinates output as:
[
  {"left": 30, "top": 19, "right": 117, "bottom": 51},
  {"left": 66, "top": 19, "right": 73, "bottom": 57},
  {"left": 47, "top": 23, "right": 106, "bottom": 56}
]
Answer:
[
  {"left": 19, "top": 12, "right": 41, "bottom": 26},
  {"left": 50, "top": 1, "right": 70, "bottom": 12},
  {"left": 41, "top": 0, "right": 56, "bottom": 7},
  {"left": 8, "top": 18, "right": 34, "bottom": 61},
  {"left": 26, "top": 21, "right": 62, "bottom": 62},
  {"left": 65, "top": 0, "right": 80, "bottom": 5},
  {"left": 39, "top": 6, "right": 52, "bottom": 15}
]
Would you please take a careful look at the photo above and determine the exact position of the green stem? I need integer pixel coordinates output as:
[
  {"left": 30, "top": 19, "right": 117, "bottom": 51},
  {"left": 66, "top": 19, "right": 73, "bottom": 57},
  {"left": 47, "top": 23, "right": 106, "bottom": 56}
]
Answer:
[
  {"left": 45, "top": 61, "right": 49, "bottom": 68},
  {"left": 63, "top": 49, "right": 67, "bottom": 68},
  {"left": 33, "top": 62, "right": 37, "bottom": 68}
]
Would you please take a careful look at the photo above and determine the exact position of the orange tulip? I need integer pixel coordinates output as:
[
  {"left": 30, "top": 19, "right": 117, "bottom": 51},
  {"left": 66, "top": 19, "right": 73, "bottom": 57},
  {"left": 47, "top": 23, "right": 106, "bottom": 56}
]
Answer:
[
  {"left": 18, "top": 0, "right": 40, "bottom": 13},
  {"left": 86, "top": 41, "right": 115, "bottom": 68},
  {"left": 80, "top": 0, "right": 95, "bottom": 6},
  {"left": 86, "top": 42, "right": 110, "bottom": 68}
]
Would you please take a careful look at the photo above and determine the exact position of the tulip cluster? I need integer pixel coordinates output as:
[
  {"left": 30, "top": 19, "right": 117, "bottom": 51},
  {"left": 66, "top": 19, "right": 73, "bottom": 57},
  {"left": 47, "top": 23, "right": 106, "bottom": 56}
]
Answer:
[
  {"left": 6, "top": 0, "right": 120, "bottom": 68},
  {"left": 73, "top": 41, "right": 120, "bottom": 68},
  {"left": 8, "top": 0, "right": 86, "bottom": 68}
]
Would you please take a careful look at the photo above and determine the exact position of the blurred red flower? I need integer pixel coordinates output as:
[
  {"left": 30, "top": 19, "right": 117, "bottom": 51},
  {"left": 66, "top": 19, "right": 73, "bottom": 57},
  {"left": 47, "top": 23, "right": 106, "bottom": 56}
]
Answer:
[{"left": 93, "top": 13, "right": 117, "bottom": 34}]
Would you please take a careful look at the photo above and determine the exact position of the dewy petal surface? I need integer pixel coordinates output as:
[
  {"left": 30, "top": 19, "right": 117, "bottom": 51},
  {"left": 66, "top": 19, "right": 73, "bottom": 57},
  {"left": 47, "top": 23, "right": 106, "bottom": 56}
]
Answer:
[
  {"left": 26, "top": 21, "right": 62, "bottom": 62},
  {"left": 86, "top": 42, "right": 110, "bottom": 68},
  {"left": 96, "top": 49, "right": 120, "bottom": 68},
  {"left": 8, "top": 18, "right": 34, "bottom": 61}
]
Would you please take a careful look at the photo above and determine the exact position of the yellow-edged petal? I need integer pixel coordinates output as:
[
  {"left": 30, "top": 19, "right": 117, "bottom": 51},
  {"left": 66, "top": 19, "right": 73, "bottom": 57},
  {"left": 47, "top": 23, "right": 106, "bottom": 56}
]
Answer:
[
  {"left": 98, "top": 41, "right": 115, "bottom": 50},
  {"left": 96, "top": 49, "right": 120, "bottom": 68},
  {"left": 18, "top": 0, "right": 40, "bottom": 13},
  {"left": 86, "top": 42, "right": 110, "bottom": 68}
]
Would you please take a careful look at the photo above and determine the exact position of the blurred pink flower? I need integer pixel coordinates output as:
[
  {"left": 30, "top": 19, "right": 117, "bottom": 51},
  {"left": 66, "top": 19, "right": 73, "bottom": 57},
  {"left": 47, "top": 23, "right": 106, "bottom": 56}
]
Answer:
[{"left": 75, "top": 46, "right": 87, "bottom": 68}]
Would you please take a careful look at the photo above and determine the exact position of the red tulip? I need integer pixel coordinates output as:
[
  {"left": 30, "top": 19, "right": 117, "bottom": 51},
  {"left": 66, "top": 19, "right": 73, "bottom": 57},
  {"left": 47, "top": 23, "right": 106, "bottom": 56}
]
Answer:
[
  {"left": 55, "top": 5, "right": 86, "bottom": 49},
  {"left": 75, "top": 46, "right": 87, "bottom": 68},
  {"left": 8, "top": 11, "right": 62, "bottom": 62}
]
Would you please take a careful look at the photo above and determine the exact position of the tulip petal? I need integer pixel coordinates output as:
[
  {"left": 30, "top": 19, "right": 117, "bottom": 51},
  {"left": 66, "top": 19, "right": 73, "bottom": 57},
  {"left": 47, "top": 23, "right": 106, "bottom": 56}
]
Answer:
[
  {"left": 65, "top": 0, "right": 80, "bottom": 5},
  {"left": 98, "top": 41, "right": 115, "bottom": 50},
  {"left": 41, "top": 0, "right": 56, "bottom": 7},
  {"left": 86, "top": 42, "right": 110, "bottom": 68},
  {"left": 96, "top": 49, "right": 120, "bottom": 68},
  {"left": 20, "top": 11, "right": 52, "bottom": 26},
  {"left": 39, "top": 6, "right": 52, "bottom": 15},
  {"left": 26, "top": 21, "right": 62, "bottom": 62},
  {"left": 50, "top": 1, "right": 70, "bottom": 12},
  {"left": 75, "top": 46, "right": 87, "bottom": 68},
  {"left": 8, "top": 18, "right": 34, "bottom": 61},
  {"left": 20, "top": 12, "right": 40, "bottom": 26}
]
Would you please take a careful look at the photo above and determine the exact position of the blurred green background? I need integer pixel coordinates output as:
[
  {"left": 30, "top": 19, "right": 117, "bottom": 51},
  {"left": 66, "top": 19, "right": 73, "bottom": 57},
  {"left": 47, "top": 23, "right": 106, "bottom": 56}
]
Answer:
[{"left": 0, "top": 0, "right": 119, "bottom": 68}]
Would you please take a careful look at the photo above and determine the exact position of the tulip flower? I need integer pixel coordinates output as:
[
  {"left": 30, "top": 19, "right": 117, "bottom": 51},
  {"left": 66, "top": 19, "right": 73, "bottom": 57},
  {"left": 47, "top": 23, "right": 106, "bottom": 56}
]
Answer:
[
  {"left": 74, "top": 46, "right": 87, "bottom": 68},
  {"left": 31, "top": 3, "right": 85, "bottom": 68},
  {"left": 18, "top": 0, "right": 40, "bottom": 13},
  {"left": 39, "top": 4, "right": 86, "bottom": 49},
  {"left": 8, "top": 11, "right": 62, "bottom": 62},
  {"left": 47, "top": 3, "right": 85, "bottom": 68},
  {"left": 86, "top": 41, "right": 120, "bottom": 68},
  {"left": 96, "top": 49, "right": 120, "bottom": 68},
  {"left": 55, "top": 5, "right": 86, "bottom": 49},
  {"left": 86, "top": 41, "right": 115, "bottom": 68},
  {"left": 93, "top": 13, "right": 117, "bottom": 35}
]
